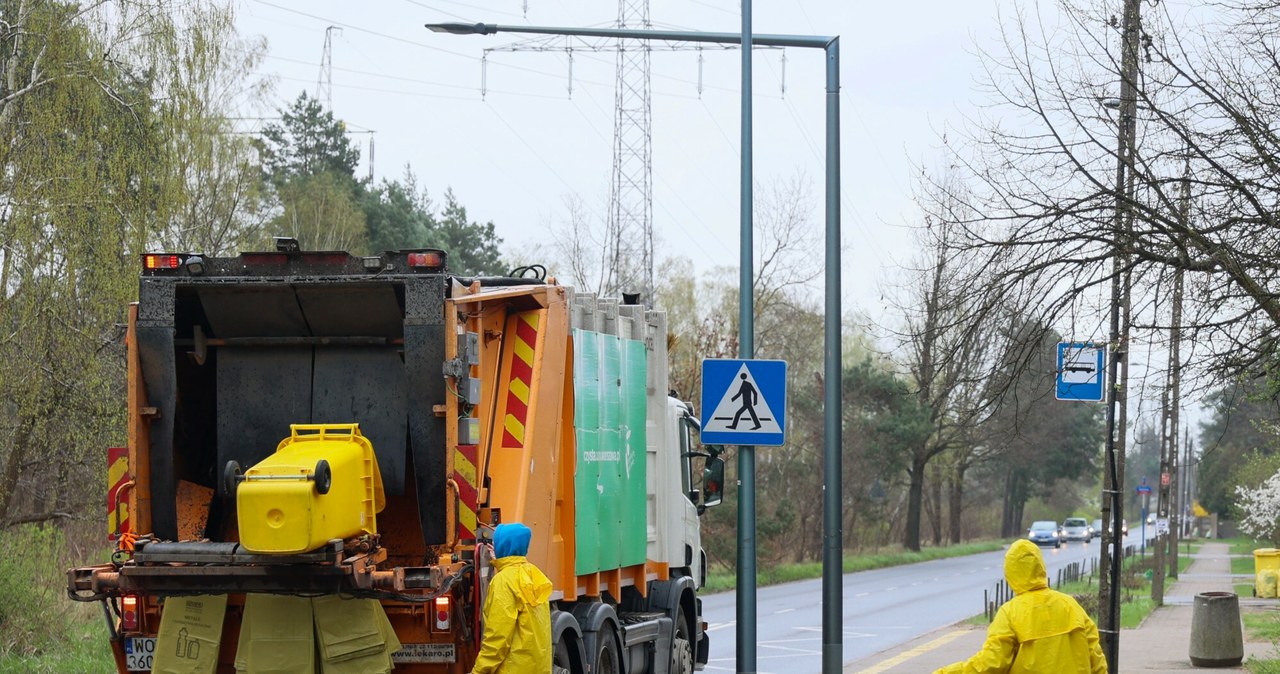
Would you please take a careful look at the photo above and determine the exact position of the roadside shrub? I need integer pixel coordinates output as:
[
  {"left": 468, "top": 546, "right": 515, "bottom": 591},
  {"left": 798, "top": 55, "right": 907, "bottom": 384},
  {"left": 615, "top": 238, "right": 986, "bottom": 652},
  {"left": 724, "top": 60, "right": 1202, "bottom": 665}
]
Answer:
[
  {"left": 0, "top": 524, "right": 79, "bottom": 656},
  {"left": 1072, "top": 592, "right": 1099, "bottom": 616}
]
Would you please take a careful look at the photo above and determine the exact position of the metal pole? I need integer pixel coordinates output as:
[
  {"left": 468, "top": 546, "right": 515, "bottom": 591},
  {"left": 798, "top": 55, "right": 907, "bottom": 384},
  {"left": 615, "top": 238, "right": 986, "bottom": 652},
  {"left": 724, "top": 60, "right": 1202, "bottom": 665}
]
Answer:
[
  {"left": 736, "top": 1, "right": 756, "bottom": 671},
  {"left": 821, "top": 39, "right": 843, "bottom": 674}
]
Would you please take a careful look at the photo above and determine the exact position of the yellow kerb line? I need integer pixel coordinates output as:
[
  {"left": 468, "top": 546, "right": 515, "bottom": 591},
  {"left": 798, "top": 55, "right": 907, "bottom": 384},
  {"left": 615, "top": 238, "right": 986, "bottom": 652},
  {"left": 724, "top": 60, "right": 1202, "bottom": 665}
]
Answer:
[{"left": 853, "top": 630, "right": 967, "bottom": 674}]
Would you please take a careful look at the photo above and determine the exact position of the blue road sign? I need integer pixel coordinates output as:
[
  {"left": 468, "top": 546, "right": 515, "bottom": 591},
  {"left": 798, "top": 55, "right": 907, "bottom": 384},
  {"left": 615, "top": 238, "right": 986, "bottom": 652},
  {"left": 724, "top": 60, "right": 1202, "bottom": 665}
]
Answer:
[
  {"left": 700, "top": 359, "right": 787, "bottom": 446},
  {"left": 1056, "top": 342, "right": 1106, "bottom": 402},
  {"left": 1136, "top": 485, "right": 1152, "bottom": 494}
]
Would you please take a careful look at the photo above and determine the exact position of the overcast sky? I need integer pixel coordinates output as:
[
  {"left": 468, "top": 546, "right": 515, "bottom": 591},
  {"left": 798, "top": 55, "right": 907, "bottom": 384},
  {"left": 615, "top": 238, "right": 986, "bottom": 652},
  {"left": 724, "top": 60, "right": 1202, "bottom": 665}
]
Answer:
[{"left": 235, "top": 0, "right": 1006, "bottom": 320}]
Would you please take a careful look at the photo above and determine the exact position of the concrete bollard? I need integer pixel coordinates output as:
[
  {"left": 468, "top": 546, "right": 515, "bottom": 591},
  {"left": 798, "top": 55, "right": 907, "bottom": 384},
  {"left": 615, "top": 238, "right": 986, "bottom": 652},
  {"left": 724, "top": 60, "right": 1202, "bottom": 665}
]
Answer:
[{"left": 1189, "top": 592, "right": 1243, "bottom": 668}]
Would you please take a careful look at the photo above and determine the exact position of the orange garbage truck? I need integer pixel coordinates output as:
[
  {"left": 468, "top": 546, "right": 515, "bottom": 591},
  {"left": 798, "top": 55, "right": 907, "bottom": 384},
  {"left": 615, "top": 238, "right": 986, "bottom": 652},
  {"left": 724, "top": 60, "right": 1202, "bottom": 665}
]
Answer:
[{"left": 68, "top": 244, "right": 725, "bottom": 674}]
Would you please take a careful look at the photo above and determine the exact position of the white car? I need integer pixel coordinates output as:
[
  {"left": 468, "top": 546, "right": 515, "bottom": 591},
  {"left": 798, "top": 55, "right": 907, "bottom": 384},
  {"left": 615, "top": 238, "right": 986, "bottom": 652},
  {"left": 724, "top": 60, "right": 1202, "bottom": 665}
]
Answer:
[{"left": 1062, "top": 517, "right": 1092, "bottom": 542}]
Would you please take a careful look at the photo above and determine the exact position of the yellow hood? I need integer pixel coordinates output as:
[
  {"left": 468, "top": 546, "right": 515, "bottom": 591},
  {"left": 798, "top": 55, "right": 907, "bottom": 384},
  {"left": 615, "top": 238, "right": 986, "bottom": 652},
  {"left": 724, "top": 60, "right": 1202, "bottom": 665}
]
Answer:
[{"left": 1006, "top": 539, "right": 1049, "bottom": 595}]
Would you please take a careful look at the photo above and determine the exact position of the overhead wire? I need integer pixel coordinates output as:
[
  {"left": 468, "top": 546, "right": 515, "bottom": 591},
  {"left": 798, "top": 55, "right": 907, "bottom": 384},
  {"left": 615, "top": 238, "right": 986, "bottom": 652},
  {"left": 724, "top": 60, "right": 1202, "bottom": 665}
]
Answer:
[
  {"left": 248, "top": 0, "right": 600, "bottom": 84},
  {"left": 403, "top": 0, "right": 526, "bottom": 18}
]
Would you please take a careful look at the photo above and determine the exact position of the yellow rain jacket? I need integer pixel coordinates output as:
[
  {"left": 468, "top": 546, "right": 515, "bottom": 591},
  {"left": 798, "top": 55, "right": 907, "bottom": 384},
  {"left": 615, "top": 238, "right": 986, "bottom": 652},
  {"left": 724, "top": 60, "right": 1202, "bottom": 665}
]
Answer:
[
  {"left": 935, "top": 539, "right": 1106, "bottom": 674},
  {"left": 472, "top": 523, "right": 553, "bottom": 674}
]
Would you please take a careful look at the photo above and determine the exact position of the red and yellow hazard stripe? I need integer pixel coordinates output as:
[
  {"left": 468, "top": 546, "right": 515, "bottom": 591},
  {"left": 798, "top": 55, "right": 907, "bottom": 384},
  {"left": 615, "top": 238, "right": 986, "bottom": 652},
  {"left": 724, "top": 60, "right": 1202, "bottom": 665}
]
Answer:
[
  {"left": 501, "top": 312, "right": 539, "bottom": 448},
  {"left": 107, "top": 447, "right": 131, "bottom": 540},
  {"left": 454, "top": 444, "right": 479, "bottom": 539}
]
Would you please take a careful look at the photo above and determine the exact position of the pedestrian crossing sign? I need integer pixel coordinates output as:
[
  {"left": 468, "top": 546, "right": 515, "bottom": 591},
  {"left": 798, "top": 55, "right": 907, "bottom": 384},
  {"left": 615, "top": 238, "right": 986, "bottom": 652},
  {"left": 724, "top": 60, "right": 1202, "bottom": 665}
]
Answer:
[{"left": 700, "top": 359, "right": 787, "bottom": 446}]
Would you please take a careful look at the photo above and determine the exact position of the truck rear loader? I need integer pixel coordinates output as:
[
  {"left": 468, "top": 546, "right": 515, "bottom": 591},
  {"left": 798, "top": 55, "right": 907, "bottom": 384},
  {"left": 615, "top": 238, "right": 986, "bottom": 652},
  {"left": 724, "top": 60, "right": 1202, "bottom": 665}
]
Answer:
[{"left": 68, "top": 245, "right": 725, "bottom": 674}]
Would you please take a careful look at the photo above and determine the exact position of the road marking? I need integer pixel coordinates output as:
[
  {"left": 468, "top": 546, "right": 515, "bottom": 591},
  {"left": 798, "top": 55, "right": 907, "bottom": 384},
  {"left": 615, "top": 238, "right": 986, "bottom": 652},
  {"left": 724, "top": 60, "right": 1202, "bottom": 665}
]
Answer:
[
  {"left": 706, "top": 621, "right": 735, "bottom": 632},
  {"left": 774, "top": 608, "right": 796, "bottom": 614},
  {"left": 851, "top": 630, "right": 968, "bottom": 674},
  {"left": 885, "top": 587, "right": 898, "bottom": 591},
  {"left": 856, "top": 592, "right": 870, "bottom": 597}
]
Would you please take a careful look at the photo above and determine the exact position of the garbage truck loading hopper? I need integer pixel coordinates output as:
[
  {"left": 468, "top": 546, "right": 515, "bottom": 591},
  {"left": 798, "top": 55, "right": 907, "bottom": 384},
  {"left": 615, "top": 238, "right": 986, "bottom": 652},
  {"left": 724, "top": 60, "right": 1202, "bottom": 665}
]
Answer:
[{"left": 131, "top": 251, "right": 450, "bottom": 554}]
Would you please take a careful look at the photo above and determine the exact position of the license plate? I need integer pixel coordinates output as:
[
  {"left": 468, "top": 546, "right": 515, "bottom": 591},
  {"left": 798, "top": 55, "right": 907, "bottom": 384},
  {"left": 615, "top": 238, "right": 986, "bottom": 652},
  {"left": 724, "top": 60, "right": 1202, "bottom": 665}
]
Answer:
[
  {"left": 124, "top": 637, "right": 156, "bottom": 671},
  {"left": 392, "top": 643, "right": 456, "bottom": 664}
]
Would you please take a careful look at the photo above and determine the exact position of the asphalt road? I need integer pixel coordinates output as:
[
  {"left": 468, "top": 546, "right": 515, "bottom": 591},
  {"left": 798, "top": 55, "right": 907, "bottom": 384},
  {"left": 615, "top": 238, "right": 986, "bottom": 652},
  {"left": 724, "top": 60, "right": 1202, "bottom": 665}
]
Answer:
[{"left": 700, "top": 528, "right": 1161, "bottom": 673}]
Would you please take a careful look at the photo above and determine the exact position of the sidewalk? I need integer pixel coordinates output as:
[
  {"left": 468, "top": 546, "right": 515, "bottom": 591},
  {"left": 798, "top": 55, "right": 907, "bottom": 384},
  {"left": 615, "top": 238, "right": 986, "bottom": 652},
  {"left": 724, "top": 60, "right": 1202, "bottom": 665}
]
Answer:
[{"left": 844, "top": 542, "right": 1276, "bottom": 673}]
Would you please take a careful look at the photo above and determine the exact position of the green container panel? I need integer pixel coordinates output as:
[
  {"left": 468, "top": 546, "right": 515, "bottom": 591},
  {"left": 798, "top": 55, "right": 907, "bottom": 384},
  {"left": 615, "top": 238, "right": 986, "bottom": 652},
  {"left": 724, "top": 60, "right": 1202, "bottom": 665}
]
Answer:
[
  {"left": 573, "top": 329, "right": 649, "bottom": 576},
  {"left": 596, "top": 428, "right": 623, "bottom": 571},
  {"left": 621, "top": 339, "right": 648, "bottom": 566},
  {"left": 574, "top": 329, "right": 600, "bottom": 430},
  {"left": 573, "top": 428, "right": 600, "bottom": 574},
  {"left": 599, "top": 334, "right": 622, "bottom": 429}
]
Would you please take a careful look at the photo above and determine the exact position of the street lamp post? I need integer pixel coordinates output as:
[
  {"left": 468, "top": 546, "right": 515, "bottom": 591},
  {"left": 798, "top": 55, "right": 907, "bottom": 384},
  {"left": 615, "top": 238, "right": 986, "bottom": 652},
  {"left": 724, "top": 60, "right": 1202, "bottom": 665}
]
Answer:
[{"left": 425, "top": 21, "right": 844, "bottom": 674}]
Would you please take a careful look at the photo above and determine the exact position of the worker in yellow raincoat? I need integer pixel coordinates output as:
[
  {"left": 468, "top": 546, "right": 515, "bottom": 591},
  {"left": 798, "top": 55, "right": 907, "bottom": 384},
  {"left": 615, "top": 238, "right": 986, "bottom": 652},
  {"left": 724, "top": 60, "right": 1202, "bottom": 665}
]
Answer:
[
  {"left": 472, "top": 522, "right": 553, "bottom": 674},
  {"left": 935, "top": 539, "right": 1106, "bottom": 673}
]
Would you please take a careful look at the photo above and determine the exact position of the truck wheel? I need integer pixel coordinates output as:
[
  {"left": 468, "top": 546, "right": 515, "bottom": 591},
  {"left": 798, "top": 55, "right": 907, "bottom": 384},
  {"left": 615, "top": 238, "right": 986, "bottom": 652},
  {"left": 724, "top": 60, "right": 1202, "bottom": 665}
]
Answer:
[
  {"left": 313, "top": 460, "right": 332, "bottom": 494},
  {"left": 670, "top": 612, "right": 694, "bottom": 674},
  {"left": 553, "top": 638, "right": 574, "bottom": 674},
  {"left": 593, "top": 627, "right": 620, "bottom": 674}
]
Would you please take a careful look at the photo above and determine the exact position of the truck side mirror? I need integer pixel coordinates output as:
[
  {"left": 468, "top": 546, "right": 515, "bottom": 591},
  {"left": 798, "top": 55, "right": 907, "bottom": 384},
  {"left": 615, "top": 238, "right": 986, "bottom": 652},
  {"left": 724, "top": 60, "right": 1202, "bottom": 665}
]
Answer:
[{"left": 701, "top": 457, "right": 725, "bottom": 509}]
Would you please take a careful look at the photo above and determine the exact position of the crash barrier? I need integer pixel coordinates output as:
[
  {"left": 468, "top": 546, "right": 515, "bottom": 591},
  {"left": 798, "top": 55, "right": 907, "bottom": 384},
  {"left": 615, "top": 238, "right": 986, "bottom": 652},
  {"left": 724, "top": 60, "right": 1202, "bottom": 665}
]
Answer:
[
  {"left": 1253, "top": 548, "right": 1280, "bottom": 598},
  {"left": 1189, "top": 592, "right": 1243, "bottom": 667}
]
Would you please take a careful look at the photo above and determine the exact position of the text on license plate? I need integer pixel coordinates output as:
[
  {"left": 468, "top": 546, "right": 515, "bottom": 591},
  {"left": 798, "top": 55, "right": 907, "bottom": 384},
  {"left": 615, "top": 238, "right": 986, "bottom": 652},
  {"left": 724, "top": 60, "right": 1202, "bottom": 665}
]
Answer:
[
  {"left": 124, "top": 637, "right": 156, "bottom": 671},
  {"left": 392, "top": 643, "right": 456, "bottom": 663}
]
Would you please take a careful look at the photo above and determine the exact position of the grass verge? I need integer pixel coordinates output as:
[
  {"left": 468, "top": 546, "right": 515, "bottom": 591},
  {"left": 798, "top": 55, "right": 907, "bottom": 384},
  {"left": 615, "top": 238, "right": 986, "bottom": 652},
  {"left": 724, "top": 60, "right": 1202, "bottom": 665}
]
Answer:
[
  {"left": 1225, "top": 537, "right": 1269, "bottom": 556},
  {"left": 703, "top": 540, "right": 1009, "bottom": 594},
  {"left": 1244, "top": 611, "right": 1280, "bottom": 674},
  {"left": 0, "top": 618, "right": 115, "bottom": 674},
  {"left": 0, "top": 524, "right": 115, "bottom": 673}
]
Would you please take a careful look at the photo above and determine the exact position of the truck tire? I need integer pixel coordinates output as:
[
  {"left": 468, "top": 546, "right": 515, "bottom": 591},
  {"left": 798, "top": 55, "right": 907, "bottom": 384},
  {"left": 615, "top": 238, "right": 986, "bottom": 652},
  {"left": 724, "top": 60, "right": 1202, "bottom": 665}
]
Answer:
[
  {"left": 670, "top": 612, "right": 694, "bottom": 674},
  {"left": 553, "top": 638, "right": 574, "bottom": 674},
  {"left": 593, "top": 626, "right": 620, "bottom": 674}
]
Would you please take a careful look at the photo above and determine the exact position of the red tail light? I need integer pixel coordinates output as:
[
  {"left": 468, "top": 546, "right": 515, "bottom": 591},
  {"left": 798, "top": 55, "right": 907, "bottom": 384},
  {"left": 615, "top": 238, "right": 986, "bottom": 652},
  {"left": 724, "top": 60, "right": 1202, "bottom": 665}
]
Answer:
[
  {"left": 144, "top": 254, "right": 180, "bottom": 270},
  {"left": 408, "top": 252, "right": 444, "bottom": 268},
  {"left": 434, "top": 596, "right": 451, "bottom": 630},
  {"left": 121, "top": 594, "right": 140, "bottom": 631}
]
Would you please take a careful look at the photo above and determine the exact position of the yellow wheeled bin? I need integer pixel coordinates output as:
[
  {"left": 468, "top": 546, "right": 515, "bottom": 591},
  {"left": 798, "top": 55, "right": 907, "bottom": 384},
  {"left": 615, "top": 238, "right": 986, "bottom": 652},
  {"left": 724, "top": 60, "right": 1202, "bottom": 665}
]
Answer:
[
  {"left": 231, "top": 424, "right": 386, "bottom": 554},
  {"left": 1254, "top": 548, "right": 1280, "bottom": 598}
]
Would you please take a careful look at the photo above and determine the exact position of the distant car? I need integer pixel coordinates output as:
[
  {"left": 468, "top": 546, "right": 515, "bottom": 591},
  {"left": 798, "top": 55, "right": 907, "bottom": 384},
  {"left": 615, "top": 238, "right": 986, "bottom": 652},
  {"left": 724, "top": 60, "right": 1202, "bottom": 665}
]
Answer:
[
  {"left": 1028, "top": 520, "right": 1061, "bottom": 548},
  {"left": 1062, "top": 517, "right": 1092, "bottom": 542},
  {"left": 1091, "top": 519, "right": 1102, "bottom": 537},
  {"left": 1147, "top": 513, "right": 1157, "bottom": 525}
]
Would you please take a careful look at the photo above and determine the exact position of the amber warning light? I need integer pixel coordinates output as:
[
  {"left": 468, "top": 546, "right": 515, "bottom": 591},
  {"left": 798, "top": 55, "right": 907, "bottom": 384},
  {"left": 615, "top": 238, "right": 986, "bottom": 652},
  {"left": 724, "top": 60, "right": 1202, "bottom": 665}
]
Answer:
[{"left": 144, "top": 254, "right": 180, "bottom": 270}]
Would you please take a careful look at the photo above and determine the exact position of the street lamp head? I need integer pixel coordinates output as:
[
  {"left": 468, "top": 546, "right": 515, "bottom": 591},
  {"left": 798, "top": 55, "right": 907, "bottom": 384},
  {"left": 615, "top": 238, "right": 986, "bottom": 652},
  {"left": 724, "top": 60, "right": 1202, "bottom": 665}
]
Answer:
[
  {"left": 425, "top": 22, "right": 495, "bottom": 35},
  {"left": 1101, "top": 97, "right": 1122, "bottom": 109}
]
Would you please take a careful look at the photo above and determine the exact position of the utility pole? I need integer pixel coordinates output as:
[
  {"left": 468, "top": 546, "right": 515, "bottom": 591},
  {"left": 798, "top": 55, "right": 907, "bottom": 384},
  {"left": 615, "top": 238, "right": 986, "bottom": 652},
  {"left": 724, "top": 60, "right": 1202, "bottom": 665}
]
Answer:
[
  {"left": 1167, "top": 161, "right": 1188, "bottom": 579},
  {"left": 1183, "top": 427, "right": 1193, "bottom": 537},
  {"left": 1099, "top": 0, "right": 1143, "bottom": 668}
]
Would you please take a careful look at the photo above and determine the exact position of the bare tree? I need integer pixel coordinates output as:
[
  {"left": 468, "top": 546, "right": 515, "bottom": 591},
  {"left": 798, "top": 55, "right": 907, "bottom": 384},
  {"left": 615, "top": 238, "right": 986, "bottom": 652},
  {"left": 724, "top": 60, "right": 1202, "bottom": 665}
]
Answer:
[{"left": 938, "top": 0, "right": 1280, "bottom": 392}]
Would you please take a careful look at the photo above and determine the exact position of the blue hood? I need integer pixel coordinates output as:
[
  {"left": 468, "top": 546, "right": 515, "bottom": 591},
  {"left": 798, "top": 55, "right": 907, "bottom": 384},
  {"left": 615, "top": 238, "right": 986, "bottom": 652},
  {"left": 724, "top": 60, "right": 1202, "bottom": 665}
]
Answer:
[{"left": 493, "top": 522, "right": 532, "bottom": 558}]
